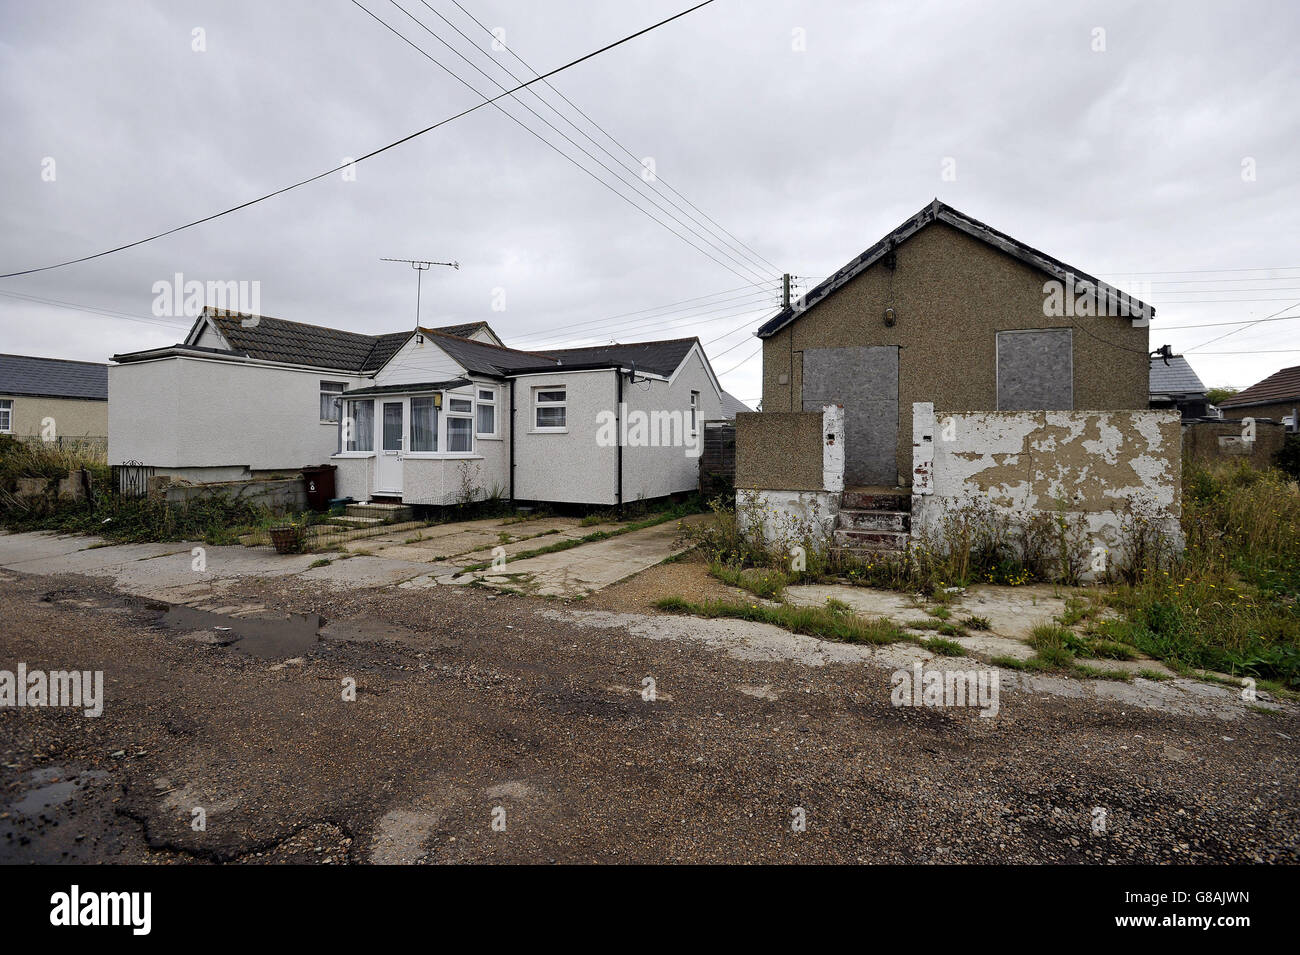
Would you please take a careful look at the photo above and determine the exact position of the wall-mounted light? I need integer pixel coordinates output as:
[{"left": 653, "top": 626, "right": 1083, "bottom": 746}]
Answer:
[{"left": 884, "top": 307, "right": 897, "bottom": 328}]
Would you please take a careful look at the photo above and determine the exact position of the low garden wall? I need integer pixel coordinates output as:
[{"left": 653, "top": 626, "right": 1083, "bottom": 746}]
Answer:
[
  {"left": 1183, "top": 417, "right": 1286, "bottom": 469},
  {"left": 911, "top": 403, "right": 1183, "bottom": 580},
  {"left": 155, "top": 476, "right": 307, "bottom": 513},
  {"left": 735, "top": 405, "right": 845, "bottom": 550}
]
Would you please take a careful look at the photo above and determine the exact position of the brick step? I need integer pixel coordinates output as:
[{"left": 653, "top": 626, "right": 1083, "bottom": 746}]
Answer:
[
  {"left": 840, "top": 489, "right": 911, "bottom": 512},
  {"left": 345, "top": 502, "right": 415, "bottom": 521},
  {"left": 837, "top": 508, "right": 910, "bottom": 532},
  {"left": 832, "top": 528, "right": 909, "bottom": 552}
]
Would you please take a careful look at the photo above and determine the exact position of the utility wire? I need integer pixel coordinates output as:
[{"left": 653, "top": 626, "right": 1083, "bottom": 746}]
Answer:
[
  {"left": 0, "top": 0, "right": 716, "bottom": 279},
  {"left": 447, "top": 0, "right": 781, "bottom": 276},
  {"left": 505, "top": 284, "right": 777, "bottom": 344},
  {"left": 369, "top": 0, "right": 771, "bottom": 287},
  {"left": 1184, "top": 301, "right": 1300, "bottom": 353},
  {"left": 714, "top": 342, "right": 763, "bottom": 376},
  {"left": 508, "top": 289, "right": 778, "bottom": 346}
]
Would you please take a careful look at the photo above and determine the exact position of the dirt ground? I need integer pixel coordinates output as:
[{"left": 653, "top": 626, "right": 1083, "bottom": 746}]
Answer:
[{"left": 1, "top": 563, "right": 1297, "bottom": 864}]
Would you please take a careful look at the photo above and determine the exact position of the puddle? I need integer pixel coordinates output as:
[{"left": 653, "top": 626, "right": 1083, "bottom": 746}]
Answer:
[
  {"left": 157, "top": 604, "right": 323, "bottom": 659},
  {"left": 7, "top": 766, "right": 110, "bottom": 816}
]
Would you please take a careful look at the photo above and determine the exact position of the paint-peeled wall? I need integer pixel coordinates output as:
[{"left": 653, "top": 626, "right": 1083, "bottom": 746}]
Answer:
[{"left": 911, "top": 402, "right": 1182, "bottom": 578}]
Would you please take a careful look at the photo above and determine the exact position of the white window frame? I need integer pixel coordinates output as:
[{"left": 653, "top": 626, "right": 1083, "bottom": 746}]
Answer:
[
  {"left": 532, "top": 385, "right": 567, "bottom": 433},
  {"left": 690, "top": 390, "right": 700, "bottom": 434},
  {"left": 409, "top": 395, "right": 439, "bottom": 453},
  {"left": 475, "top": 386, "right": 499, "bottom": 439},
  {"left": 445, "top": 393, "right": 475, "bottom": 453},
  {"left": 338, "top": 398, "right": 374, "bottom": 455},
  {"left": 320, "top": 380, "right": 347, "bottom": 424},
  {"left": 0, "top": 399, "right": 11, "bottom": 434}
]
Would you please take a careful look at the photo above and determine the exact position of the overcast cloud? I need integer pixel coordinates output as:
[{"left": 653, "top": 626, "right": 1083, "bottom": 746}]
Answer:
[{"left": 2, "top": 0, "right": 1298, "bottom": 406}]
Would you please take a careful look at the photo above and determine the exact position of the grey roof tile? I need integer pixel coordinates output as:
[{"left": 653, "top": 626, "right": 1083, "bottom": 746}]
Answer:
[
  {"left": 1149, "top": 355, "right": 1207, "bottom": 397},
  {"left": 0, "top": 353, "right": 108, "bottom": 400}
]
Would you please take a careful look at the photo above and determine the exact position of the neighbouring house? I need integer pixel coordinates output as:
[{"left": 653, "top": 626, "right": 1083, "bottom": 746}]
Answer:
[
  {"left": 719, "top": 392, "right": 753, "bottom": 419},
  {"left": 1149, "top": 354, "right": 1210, "bottom": 420},
  {"left": 753, "top": 200, "right": 1154, "bottom": 488},
  {"left": 735, "top": 200, "right": 1179, "bottom": 572},
  {"left": 1217, "top": 365, "right": 1300, "bottom": 431},
  {"left": 0, "top": 353, "right": 108, "bottom": 444},
  {"left": 110, "top": 306, "right": 723, "bottom": 506}
]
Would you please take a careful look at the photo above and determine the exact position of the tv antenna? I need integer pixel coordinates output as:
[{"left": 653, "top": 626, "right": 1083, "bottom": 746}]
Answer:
[{"left": 381, "top": 257, "right": 459, "bottom": 327}]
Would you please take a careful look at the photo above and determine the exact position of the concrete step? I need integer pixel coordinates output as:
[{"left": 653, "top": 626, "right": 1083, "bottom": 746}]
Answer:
[
  {"left": 332, "top": 516, "right": 383, "bottom": 528},
  {"left": 841, "top": 489, "right": 911, "bottom": 512},
  {"left": 832, "top": 528, "right": 910, "bottom": 552},
  {"left": 837, "top": 508, "right": 910, "bottom": 532},
  {"left": 345, "top": 502, "right": 415, "bottom": 522}
]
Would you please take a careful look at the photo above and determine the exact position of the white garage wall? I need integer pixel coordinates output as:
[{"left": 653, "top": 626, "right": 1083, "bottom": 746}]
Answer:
[{"left": 110, "top": 356, "right": 364, "bottom": 475}]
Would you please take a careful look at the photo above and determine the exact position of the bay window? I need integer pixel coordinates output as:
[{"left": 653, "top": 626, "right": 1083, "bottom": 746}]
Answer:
[
  {"left": 410, "top": 396, "right": 439, "bottom": 452},
  {"left": 343, "top": 399, "right": 373, "bottom": 452},
  {"left": 446, "top": 396, "right": 474, "bottom": 452}
]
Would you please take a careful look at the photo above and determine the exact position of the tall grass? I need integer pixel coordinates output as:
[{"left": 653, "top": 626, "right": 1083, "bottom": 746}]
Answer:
[{"left": 1104, "top": 462, "right": 1299, "bottom": 686}]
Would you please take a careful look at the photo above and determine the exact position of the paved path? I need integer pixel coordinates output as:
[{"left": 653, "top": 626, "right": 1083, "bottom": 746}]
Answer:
[{"left": 0, "top": 513, "right": 696, "bottom": 604}]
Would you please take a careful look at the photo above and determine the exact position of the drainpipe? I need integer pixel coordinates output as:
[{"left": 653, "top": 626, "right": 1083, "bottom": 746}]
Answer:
[
  {"left": 508, "top": 378, "right": 516, "bottom": 501},
  {"left": 615, "top": 368, "right": 623, "bottom": 510}
]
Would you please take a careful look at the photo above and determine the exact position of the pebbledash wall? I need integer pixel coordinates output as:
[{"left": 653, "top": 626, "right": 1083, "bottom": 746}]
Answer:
[
  {"left": 735, "top": 405, "right": 845, "bottom": 547},
  {"left": 912, "top": 403, "right": 1182, "bottom": 578}
]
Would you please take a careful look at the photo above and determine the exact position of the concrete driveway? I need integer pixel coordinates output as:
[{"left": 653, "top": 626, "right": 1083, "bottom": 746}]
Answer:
[{"left": 0, "top": 513, "right": 696, "bottom": 604}]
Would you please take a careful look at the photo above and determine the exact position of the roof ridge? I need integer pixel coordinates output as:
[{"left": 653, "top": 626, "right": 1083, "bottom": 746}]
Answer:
[{"left": 420, "top": 329, "right": 559, "bottom": 360}]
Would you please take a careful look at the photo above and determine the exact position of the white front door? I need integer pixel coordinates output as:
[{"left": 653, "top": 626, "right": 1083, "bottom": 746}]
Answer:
[{"left": 376, "top": 399, "right": 404, "bottom": 495}]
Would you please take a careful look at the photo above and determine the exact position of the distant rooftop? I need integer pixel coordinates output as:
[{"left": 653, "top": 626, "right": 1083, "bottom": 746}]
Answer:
[{"left": 0, "top": 353, "right": 108, "bottom": 400}]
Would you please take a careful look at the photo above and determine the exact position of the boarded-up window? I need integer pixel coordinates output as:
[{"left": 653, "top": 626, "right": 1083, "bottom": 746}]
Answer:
[{"left": 997, "top": 329, "right": 1073, "bottom": 410}]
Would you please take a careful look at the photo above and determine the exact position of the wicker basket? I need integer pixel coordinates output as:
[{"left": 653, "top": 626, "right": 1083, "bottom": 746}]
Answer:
[{"left": 270, "top": 525, "right": 303, "bottom": 554}]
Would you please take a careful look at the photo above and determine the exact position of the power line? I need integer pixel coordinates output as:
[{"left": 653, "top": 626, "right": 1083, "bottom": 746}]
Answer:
[
  {"left": 366, "top": 0, "right": 771, "bottom": 287},
  {"left": 1184, "top": 301, "right": 1300, "bottom": 353},
  {"left": 0, "top": 289, "right": 191, "bottom": 330},
  {"left": 0, "top": 0, "right": 717, "bottom": 280},
  {"left": 447, "top": 0, "right": 781, "bottom": 276},
  {"left": 1102, "top": 266, "right": 1300, "bottom": 276},
  {"left": 506, "top": 284, "right": 777, "bottom": 344},
  {"left": 1157, "top": 313, "right": 1300, "bottom": 331},
  {"left": 714, "top": 342, "right": 763, "bottom": 376},
  {"left": 536, "top": 299, "right": 776, "bottom": 348}
]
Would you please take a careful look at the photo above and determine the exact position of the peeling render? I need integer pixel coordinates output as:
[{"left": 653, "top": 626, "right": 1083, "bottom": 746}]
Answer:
[{"left": 913, "top": 404, "right": 1182, "bottom": 578}]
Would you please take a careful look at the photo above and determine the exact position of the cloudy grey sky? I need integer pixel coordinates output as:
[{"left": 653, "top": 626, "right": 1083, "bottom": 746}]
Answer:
[{"left": 2, "top": 0, "right": 1298, "bottom": 406}]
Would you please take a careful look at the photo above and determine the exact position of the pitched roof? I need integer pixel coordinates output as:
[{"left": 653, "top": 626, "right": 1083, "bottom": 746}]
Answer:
[
  {"left": 537, "top": 338, "right": 698, "bottom": 377},
  {"left": 192, "top": 310, "right": 502, "bottom": 373},
  {"left": 756, "top": 199, "right": 1155, "bottom": 339},
  {"left": 1217, "top": 365, "right": 1300, "bottom": 408},
  {"left": 423, "top": 331, "right": 561, "bottom": 377},
  {"left": 1149, "top": 355, "right": 1207, "bottom": 397},
  {"left": 720, "top": 391, "right": 752, "bottom": 418},
  {"left": 0, "top": 353, "right": 108, "bottom": 400}
]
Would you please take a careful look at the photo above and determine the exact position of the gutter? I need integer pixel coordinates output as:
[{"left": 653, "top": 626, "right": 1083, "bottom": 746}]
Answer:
[
  {"left": 509, "top": 378, "right": 516, "bottom": 501},
  {"left": 615, "top": 368, "right": 623, "bottom": 509}
]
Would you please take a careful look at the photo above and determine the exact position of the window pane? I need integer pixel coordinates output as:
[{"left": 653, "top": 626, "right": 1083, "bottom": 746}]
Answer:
[
  {"left": 447, "top": 417, "right": 473, "bottom": 452},
  {"left": 347, "top": 400, "right": 373, "bottom": 452},
  {"left": 448, "top": 397, "right": 472, "bottom": 413},
  {"left": 320, "top": 381, "right": 345, "bottom": 422},
  {"left": 411, "top": 397, "right": 438, "bottom": 452},
  {"left": 381, "top": 402, "right": 403, "bottom": 451},
  {"left": 536, "top": 406, "right": 566, "bottom": 428},
  {"left": 478, "top": 389, "right": 495, "bottom": 401},
  {"left": 476, "top": 402, "right": 495, "bottom": 434},
  {"left": 537, "top": 389, "right": 565, "bottom": 403}
]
